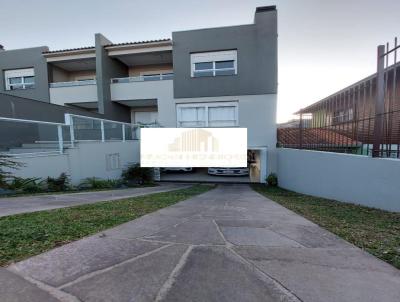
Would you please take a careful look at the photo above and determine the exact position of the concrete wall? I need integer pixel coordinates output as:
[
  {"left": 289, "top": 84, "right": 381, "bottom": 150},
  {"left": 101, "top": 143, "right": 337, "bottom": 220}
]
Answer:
[
  {"left": 0, "top": 47, "right": 50, "bottom": 102},
  {"left": 0, "top": 93, "right": 102, "bottom": 123},
  {"left": 95, "top": 34, "right": 130, "bottom": 122},
  {"left": 172, "top": 6, "right": 277, "bottom": 98},
  {"left": 277, "top": 148, "right": 400, "bottom": 212},
  {"left": 50, "top": 84, "right": 98, "bottom": 106},
  {"left": 10, "top": 141, "right": 140, "bottom": 185}
]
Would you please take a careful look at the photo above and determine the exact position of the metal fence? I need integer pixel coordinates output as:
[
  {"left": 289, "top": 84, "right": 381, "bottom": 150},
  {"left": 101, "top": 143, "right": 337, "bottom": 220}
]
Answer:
[{"left": 278, "top": 37, "right": 400, "bottom": 158}]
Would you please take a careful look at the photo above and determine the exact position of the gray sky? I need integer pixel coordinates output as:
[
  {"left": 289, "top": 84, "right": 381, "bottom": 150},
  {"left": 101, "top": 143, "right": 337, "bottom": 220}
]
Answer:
[{"left": 1, "top": 0, "right": 399, "bottom": 122}]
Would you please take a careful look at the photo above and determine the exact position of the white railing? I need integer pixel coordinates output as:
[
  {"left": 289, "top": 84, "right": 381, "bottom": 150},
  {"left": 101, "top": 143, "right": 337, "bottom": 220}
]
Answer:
[
  {"left": 49, "top": 79, "right": 96, "bottom": 88},
  {"left": 0, "top": 114, "right": 151, "bottom": 157},
  {"left": 111, "top": 73, "right": 173, "bottom": 84}
]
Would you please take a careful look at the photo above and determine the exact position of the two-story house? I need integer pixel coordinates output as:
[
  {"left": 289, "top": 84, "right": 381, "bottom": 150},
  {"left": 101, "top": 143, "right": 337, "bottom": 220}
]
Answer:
[{"left": 0, "top": 6, "right": 278, "bottom": 183}]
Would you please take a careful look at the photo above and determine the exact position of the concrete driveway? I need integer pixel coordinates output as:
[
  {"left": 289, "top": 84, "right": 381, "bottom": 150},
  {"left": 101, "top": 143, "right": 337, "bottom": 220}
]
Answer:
[
  {"left": 0, "top": 183, "right": 188, "bottom": 217},
  {"left": 3, "top": 185, "right": 400, "bottom": 302}
]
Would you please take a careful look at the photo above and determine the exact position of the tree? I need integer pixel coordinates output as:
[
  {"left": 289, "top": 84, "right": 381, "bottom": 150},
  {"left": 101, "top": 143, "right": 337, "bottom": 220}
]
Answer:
[{"left": 0, "top": 154, "right": 23, "bottom": 188}]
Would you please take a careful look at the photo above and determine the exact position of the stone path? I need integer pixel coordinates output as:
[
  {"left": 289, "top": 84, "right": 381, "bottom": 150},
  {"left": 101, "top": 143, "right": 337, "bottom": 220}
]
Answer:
[
  {"left": 0, "top": 183, "right": 189, "bottom": 217},
  {"left": 2, "top": 184, "right": 400, "bottom": 301}
]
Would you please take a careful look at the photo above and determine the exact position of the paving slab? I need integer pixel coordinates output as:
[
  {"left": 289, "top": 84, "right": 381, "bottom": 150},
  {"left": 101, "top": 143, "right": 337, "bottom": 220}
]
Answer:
[
  {"left": 63, "top": 244, "right": 188, "bottom": 302},
  {"left": 0, "top": 183, "right": 189, "bottom": 217},
  {"left": 12, "top": 236, "right": 165, "bottom": 287},
  {"left": 221, "top": 226, "right": 304, "bottom": 247},
  {"left": 234, "top": 245, "right": 400, "bottom": 302},
  {"left": 161, "top": 246, "right": 297, "bottom": 302},
  {"left": 0, "top": 269, "right": 59, "bottom": 302},
  {"left": 4, "top": 184, "right": 400, "bottom": 302},
  {"left": 144, "top": 219, "right": 225, "bottom": 245}
]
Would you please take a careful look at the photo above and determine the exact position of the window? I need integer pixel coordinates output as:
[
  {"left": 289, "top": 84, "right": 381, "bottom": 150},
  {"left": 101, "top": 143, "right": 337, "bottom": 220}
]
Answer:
[
  {"left": 177, "top": 102, "right": 238, "bottom": 127},
  {"left": 141, "top": 72, "right": 173, "bottom": 81},
  {"left": 4, "top": 68, "right": 35, "bottom": 90},
  {"left": 191, "top": 50, "right": 237, "bottom": 78},
  {"left": 106, "top": 153, "right": 121, "bottom": 170}
]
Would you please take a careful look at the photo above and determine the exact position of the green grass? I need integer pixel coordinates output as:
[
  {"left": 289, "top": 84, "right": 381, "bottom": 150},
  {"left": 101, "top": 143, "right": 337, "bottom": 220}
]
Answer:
[
  {"left": 252, "top": 185, "right": 400, "bottom": 269},
  {"left": 0, "top": 183, "right": 159, "bottom": 198},
  {"left": 0, "top": 184, "right": 214, "bottom": 266}
]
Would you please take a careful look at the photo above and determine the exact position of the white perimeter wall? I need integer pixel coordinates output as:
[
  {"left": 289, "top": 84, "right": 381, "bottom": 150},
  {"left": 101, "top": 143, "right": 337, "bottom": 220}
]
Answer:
[
  {"left": 277, "top": 148, "right": 400, "bottom": 212},
  {"left": 9, "top": 141, "right": 140, "bottom": 185}
]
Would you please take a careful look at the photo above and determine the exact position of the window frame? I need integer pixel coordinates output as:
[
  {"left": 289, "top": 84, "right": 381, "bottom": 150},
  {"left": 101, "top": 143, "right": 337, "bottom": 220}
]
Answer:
[
  {"left": 190, "top": 50, "right": 237, "bottom": 78},
  {"left": 4, "top": 68, "right": 35, "bottom": 90},
  {"left": 176, "top": 101, "right": 239, "bottom": 128}
]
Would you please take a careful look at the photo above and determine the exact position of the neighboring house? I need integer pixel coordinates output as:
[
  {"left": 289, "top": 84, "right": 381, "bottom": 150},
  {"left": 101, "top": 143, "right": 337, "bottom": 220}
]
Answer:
[
  {"left": 279, "top": 61, "right": 400, "bottom": 157},
  {"left": 0, "top": 6, "right": 278, "bottom": 182}
]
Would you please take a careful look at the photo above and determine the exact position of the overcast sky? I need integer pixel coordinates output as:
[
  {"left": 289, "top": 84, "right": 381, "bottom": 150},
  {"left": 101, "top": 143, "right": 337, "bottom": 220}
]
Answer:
[{"left": 1, "top": 0, "right": 399, "bottom": 122}]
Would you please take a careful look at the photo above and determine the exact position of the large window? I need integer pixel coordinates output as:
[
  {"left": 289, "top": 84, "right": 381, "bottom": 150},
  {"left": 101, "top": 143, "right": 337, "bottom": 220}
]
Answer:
[
  {"left": 4, "top": 68, "right": 35, "bottom": 90},
  {"left": 191, "top": 50, "right": 237, "bottom": 78},
  {"left": 177, "top": 102, "right": 238, "bottom": 127}
]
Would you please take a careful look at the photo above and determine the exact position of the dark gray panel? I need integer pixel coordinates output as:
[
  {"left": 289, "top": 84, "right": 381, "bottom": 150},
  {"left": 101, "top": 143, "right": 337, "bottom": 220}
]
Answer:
[
  {"left": 172, "top": 7, "right": 277, "bottom": 98},
  {"left": 95, "top": 34, "right": 131, "bottom": 122},
  {"left": 0, "top": 93, "right": 102, "bottom": 123},
  {"left": 0, "top": 47, "right": 51, "bottom": 102}
]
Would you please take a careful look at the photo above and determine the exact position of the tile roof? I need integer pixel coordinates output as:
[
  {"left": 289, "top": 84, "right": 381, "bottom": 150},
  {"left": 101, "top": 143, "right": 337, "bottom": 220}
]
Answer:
[
  {"left": 43, "top": 46, "right": 95, "bottom": 54},
  {"left": 104, "top": 39, "right": 171, "bottom": 47},
  {"left": 278, "top": 128, "right": 361, "bottom": 147},
  {"left": 42, "top": 39, "right": 171, "bottom": 54}
]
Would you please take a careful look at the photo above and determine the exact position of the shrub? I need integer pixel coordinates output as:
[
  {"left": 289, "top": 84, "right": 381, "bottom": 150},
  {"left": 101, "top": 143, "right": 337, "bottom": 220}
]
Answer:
[
  {"left": 79, "top": 177, "right": 122, "bottom": 190},
  {"left": 0, "top": 155, "right": 24, "bottom": 189},
  {"left": 121, "top": 163, "right": 153, "bottom": 185},
  {"left": 47, "top": 173, "right": 70, "bottom": 192},
  {"left": 8, "top": 177, "right": 45, "bottom": 193},
  {"left": 266, "top": 173, "right": 278, "bottom": 187}
]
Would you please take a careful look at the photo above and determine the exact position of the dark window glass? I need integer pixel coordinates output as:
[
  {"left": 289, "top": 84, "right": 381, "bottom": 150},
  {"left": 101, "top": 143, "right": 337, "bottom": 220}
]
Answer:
[
  {"left": 194, "top": 62, "right": 213, "bottom": 70},
  {"left": 193, "top": 70, "right": 214, "bottom": 77},
  {"left": 9, "top": 77, "right": 22, "bottom": 84},
  {"left": 215, "top": 69, "right": 236, "bottom": 76},
  {"left": 215, "top": 60, "right": 234, "bottom": 69}
]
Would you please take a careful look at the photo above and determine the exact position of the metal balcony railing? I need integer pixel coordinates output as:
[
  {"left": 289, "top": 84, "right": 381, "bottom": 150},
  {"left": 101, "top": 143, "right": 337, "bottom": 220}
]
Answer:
[
  {"left": 111, "top": 73, "right": 173, "bottom": 84},
  {"left": 49, "top": 79, "right": 97, "bottom": 88}
]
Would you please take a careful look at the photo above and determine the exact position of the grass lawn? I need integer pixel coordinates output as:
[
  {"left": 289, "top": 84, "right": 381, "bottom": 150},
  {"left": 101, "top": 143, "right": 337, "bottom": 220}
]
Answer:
[
  {"left": 252, "top": 185, "right": 400, "bottom": 270},
  {"left": 0, "top": 184, "right": 214, "bottom": 266},
  {"left": 0, "top": 183, "right": 158, "bottom": 198}
]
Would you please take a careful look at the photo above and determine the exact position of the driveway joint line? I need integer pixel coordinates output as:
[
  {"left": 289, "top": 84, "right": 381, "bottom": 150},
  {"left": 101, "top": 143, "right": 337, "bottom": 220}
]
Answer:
[
  {"left": 226, "top": 246, "right": 304, "bottom": 302},
  {"left": 155, "top": 245, "right": 194, "bottom": 302},
  {"left": 7, "top": 266, "right": 82, "bottom": 302},
  {"left": 57, "top": 243, "right": 173, "bottom": 290}
]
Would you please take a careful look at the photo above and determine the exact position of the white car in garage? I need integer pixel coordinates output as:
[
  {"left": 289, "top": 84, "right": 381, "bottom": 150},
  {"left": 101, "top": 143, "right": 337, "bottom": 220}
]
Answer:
[
  {"left": 162, "top": 167, "right": 193, "bottom": 172},
  {"left": 208, "top": 167, "right": 249, "bottom": 176}
]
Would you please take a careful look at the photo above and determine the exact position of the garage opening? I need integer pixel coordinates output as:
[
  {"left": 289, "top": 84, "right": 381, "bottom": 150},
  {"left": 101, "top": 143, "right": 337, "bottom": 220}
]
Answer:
[{"left": 159, "top": 148, "right": 266, "bottom": 183}]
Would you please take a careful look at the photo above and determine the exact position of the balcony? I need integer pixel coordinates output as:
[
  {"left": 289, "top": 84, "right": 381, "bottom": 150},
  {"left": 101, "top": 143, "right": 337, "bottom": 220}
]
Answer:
[
  {"left": 110, "top": 75, "right": 173, "bottom": 107},
  {"left": 49, "top": 80, "right": 98, "bottom": 108}
]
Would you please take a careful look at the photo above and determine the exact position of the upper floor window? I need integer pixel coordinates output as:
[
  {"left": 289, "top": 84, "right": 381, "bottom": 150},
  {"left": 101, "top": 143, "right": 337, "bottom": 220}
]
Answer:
[
  {"left": 177, "top": 102, "right": 239, "bottom": 127},
  {"left": 190, "top": 50, "right": 237, "bottom": 78},
  {"left": 4, "top": 68, "right": 35, "bottom": 90}
]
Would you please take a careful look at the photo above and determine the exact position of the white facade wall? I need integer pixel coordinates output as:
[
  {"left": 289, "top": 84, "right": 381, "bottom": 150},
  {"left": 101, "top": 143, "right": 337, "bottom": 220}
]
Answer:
[
  {"left": 49, "top": 85, "right": 98, "bottom": 106},
  {"left": 9, "top": 141, "right": 140, "bottom": 185},
  {"left": 277, "top": 148, "right": 400, "bottom": 212},
  {"left": 173, "top": 94, "right": 277, "bottom": 175}
]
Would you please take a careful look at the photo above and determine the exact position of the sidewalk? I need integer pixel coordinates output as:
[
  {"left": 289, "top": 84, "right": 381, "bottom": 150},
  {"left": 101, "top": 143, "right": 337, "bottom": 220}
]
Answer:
[{"left": 0, "top": 183, "right": 189, "bottom": 217}]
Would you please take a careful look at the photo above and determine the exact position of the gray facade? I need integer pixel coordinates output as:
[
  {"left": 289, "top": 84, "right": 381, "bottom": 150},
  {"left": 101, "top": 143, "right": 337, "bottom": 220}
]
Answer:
[
  {"left": 95, "top": 34, "right": 131, "bottom": 122},
  {"left": 0, "top": 6, "right": 278, "bottom": 127},
  {"left": 0, "top": 47, "right": 50, "bottom": 102},
  {"left": 172, "top": 6, "right": 277, "bottom": 98},
  {"left": 0, "top": 93, "right": 101, "bottom": 123}
]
